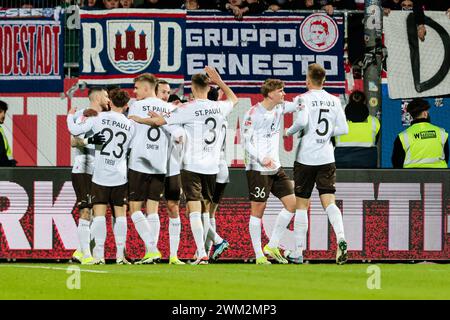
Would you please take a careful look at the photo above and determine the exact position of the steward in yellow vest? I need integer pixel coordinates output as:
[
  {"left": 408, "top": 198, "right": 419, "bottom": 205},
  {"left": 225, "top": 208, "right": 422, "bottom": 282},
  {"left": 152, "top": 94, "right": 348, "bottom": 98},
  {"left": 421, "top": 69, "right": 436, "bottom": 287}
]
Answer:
[
  {"left": 0, "top": 100, "right": 17, "bottom": 167},
  {"left": 335, "top": 90, "right": 380, "bottom": 168},
  {"left": 392, "top": 98, "right": 448, "bottom": 168}
]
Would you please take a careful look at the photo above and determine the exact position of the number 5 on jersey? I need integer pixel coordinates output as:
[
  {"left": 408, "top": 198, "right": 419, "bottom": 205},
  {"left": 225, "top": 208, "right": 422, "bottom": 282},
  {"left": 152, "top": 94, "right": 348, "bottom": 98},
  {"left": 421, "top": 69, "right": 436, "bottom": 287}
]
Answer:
[{"left": 316, "top": 109, "right": 330, "bottom": 136}]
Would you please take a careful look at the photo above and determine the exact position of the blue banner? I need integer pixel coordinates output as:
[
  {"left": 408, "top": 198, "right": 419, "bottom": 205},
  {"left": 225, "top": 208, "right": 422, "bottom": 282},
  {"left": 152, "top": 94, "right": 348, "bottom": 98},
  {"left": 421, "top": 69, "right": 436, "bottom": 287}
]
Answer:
[
  {"left": 0, "top": 9, "right": 64, "bottom": 93},
  {"left": 185, "top": 11, "right": 345, "bottom": 93},
  {"left": 79, "top": 9, "right": 185, "bottom": 88},
  {"left": 381, "top": 83, "right": 450, "bottom": 168}
]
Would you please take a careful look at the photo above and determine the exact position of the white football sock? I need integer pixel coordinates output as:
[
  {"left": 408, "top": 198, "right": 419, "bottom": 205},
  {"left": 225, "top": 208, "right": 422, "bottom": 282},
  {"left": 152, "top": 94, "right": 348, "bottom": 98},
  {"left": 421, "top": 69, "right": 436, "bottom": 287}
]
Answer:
[
  {"left": 207, "top": 225, "right": 223, "bottom": 245},
  {"left": 147, "top": 213, "right": 160, "bottom": 252},
  {"left": 91, "top": 216, "right": 106, "bottom": 260},
  {"left": 113, "top": 216, "right": 127, "bottom": 260},
  {"left": 210, "top": 217, "right": 216, "bottom": 231},
  {"left": 169, "top": 217, "right": 181, "bottom": 258},
  {"left": 326, "top": 204, "right": 346, "bottom": 243},
  {"left": 205, "top": 217, "right": 215, "bottom": 254},
  {"left": 202, "top": 212, "right": 210, "bottom": 242},
  {"left": 268, "top": 208, "right": 294, "bottom": 248},
  {"left": 293, "top": 209, "right": 308, "bottom": 257},
  {"left": 78, "top": 218, "right": 92, "bottom": 258},
  {"left": 131, "top": 211, "right": 152, "bottom": 253},
  {"left": 190, "top": 212, "right": 206, "bottom": 258},
  {"left": 249, "top": 216, "right": 264, "bottom": 259}
]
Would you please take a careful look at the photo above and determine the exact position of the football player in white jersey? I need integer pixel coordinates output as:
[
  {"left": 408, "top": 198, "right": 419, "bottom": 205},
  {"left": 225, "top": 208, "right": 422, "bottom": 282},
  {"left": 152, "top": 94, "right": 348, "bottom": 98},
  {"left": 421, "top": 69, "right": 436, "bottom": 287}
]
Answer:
[
  {"left": 128, "top": 74, "right": 183, "bottom": 264},
  {"left": 204, "top": 86, "right": 230, "bottom": 261},
  {"left": 130, "top": 66, "right": 238, "bottom": 265},
  {"left": 70, "top": 87, "right": 108, "bottom": 265},
  {"left": 67, "top": 89, "right": 134, "bottom": 265},
  {"left": 285, "top": 63, "right": 349, "bottom": 265},
  {"left": 241, "top": 79, "right": 307, "bottom": 265},
  {"left": 156, "top": 79, "right": 185, "bottom": 265}
]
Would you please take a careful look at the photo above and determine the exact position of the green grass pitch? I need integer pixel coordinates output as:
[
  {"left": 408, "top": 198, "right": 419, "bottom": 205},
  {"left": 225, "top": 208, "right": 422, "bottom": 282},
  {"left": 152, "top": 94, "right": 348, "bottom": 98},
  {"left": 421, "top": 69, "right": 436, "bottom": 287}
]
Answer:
[{"left": 0, "top": 262, "right": 449, "bottom": 300}]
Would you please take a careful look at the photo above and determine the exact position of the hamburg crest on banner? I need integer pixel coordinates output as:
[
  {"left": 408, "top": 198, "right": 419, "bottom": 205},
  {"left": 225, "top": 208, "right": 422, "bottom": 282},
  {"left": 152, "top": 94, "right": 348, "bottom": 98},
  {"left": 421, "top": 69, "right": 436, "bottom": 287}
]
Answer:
[
  {"left": 300, "top": 13, "right": 339, "bottom": 52},
  {"left": 107, "top": 20, "right": 154, "bottom": 74}
]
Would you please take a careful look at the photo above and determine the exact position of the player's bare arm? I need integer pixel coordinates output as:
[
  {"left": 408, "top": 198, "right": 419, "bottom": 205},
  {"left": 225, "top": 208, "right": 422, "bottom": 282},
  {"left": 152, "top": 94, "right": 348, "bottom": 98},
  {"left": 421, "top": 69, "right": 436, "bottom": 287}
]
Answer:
[
  {"left": 68, "top": 106, "right": 76, "bottom": 115},
  {"left": 204, "top": 66, "right": 239, "bottom": 106},
  {"left": 71, "top": 136, "right": 87, "bottom": 147}
]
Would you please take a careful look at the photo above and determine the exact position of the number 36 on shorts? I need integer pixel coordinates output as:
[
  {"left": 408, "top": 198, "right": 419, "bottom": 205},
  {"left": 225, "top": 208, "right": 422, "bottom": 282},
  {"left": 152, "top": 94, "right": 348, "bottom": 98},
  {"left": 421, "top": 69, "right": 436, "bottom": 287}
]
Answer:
[{"left": 250, "top": 187, "right": 266, "bottom": 199}]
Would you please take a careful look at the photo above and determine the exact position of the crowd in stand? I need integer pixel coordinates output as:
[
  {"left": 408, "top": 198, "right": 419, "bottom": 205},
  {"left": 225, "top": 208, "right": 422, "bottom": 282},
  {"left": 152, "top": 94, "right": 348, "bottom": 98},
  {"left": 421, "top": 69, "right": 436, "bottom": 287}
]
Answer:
[
  {"left": 2, "top": 1, "right": 449, "bottom": 22},
  {"left": 1, "top": 0, "right": 364, "bottom": 11}
]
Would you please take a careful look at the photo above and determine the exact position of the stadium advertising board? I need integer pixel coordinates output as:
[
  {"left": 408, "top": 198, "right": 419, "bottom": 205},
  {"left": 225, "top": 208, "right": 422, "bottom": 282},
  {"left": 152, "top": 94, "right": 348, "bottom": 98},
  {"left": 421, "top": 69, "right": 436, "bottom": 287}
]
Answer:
[
  {"left": 0, "top": 168, "right": 448, "bottom": 261},
  {"left": 79, "top": 9, "right": 185, "bottom": 87},
  {"left": 384, "top": 11, "right": 450, "bottom": 98},
  {"left": 0, "top": 8, "right": 64, "bottom": 93},
  {"left": 185, "top": 11, "right": 345, "bottom": 94}
]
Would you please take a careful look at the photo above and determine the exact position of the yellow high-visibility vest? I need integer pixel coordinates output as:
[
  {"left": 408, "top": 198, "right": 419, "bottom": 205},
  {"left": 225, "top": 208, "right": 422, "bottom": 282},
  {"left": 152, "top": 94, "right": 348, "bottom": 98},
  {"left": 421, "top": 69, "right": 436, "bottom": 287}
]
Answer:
[
  {"left": 335, "top": 115, "right": 380, "bottom": 147},
  {"left": 398, "top": 122, "right": 448, "bottom": 168},
  {"left": 0, "top": 126, "right": 12, "bottom": 159}
]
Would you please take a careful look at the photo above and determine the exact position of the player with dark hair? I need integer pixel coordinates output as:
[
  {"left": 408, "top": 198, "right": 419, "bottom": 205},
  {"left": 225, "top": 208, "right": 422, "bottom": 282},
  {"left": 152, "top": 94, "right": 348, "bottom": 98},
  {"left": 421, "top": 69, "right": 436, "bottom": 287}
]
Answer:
[
  {"left": 156, "top": 80, "right": 171, "bottom": 102},
  {"left": 69, "top": 87, "right": 108, "bottom": 265},
  {"left": 67, "top": 89, "right": 134, "bottom": 265},
  {"left": 204, "top": 86, "right": 230, "bottom": 261}
]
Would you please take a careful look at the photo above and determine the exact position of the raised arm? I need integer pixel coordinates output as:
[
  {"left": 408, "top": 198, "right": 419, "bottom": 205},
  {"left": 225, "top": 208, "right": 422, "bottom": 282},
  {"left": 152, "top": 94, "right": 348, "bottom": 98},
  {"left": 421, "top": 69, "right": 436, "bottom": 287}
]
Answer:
[
  {"left": 204, "top": 66, "right": 239, "bottom": 106},
  {"left": 66, "top": 108, "right": 95, "bottom": 136},
  {"left": 283, "top": 95, "right": 305, "bottom": 114}
]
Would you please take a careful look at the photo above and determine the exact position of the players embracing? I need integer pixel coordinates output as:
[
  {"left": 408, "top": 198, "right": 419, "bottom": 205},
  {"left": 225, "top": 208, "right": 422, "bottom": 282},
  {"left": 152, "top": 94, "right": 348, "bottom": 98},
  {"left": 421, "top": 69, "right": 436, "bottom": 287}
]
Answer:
[
  {"left": 130, "top": 66, "right": 239, "bottom": 264},
  {"left": 66, "top": 63, "right": 349, "bottom": 266}
]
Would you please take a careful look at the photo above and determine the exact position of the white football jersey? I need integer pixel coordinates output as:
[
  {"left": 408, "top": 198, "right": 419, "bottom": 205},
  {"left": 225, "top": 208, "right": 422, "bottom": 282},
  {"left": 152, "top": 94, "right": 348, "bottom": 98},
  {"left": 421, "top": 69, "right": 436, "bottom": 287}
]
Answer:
[
  {"left": 128, "top": 97, "right": 175, "bottom": 174},
  {"left": 241, "top": 100, "right": 303, "bottom": 173},
  {"left": 289, "top": 89, "right": 348, "bottom": 166},
  {"left": 166, "top": 125, "right": 185, "bottom": 177},
  {"left": 219, "top": 119, "right": 228, "bottom": 161},
  {"left": 165, "top": 99, "right": 233, "bottom": 175},
  {"left": 217, "top": 119, "right": 229, "bottom": 183},
  {"left": 67, "top": 111, "right": 134, "bottom": 186},
  {"left": 71, "top": 109, "right": 95, "bottom": 175}
]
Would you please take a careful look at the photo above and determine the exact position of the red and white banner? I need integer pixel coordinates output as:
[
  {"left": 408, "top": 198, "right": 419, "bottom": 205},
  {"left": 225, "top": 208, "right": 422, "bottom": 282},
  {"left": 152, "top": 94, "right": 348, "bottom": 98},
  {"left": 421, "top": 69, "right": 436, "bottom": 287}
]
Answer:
[{"left": 0, "top": 8, "right": 64, "bottom": 93}]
